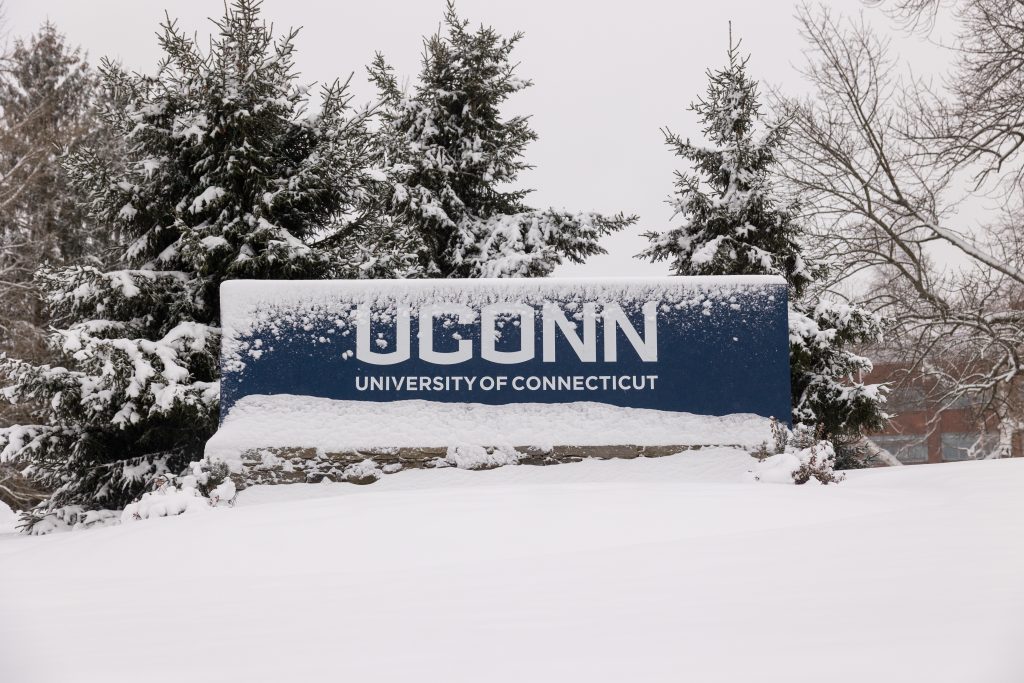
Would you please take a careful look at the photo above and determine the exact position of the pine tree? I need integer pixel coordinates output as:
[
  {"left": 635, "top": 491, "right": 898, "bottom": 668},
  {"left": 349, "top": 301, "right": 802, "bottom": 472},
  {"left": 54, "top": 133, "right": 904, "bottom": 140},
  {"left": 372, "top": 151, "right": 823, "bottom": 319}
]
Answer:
[
  {"left": 639, "top": 34, "right": 887, "bottom": 454},
  {"left": 350, "top": 2, "right": 634, "bottom": 279},
  {"left": 0, "top": 0, "right": 373, "bottom": 527}
]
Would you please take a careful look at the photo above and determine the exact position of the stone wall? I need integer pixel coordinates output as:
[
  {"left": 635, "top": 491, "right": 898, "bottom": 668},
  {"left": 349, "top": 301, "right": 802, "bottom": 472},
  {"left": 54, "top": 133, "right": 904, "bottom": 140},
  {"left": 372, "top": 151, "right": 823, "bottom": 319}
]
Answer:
[{"left": 229, "top": 443, "right": 744, "bottom": 489}]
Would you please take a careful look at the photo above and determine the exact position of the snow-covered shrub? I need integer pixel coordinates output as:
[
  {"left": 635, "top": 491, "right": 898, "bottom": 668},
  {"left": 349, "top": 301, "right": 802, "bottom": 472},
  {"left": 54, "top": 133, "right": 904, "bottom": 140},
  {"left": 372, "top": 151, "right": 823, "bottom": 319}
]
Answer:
[
  {"left": 121, "top": 476, "right": 210, "bottom": 523},
  {"left": 771, "top": 418, "right": 789, "bottom": 454},
  {"left": 749, "top": 425, "right": 845, "bottom": 485},
  {"left": 121, "top": 467, "right": 237, "bottom": 523},
  {"left": 790, "top": 442, "right": 844, "bottom": 485},
  {"left": 209, "top": 478, "right": 237, "bottom": 506},
  {"left": 749, "top": 441, "right": 773, "bottom": 461},
  {"left": 788, "top": 423, "right": 818, "bottom": 450},
  {"left": 182, "top": 460, "right": 237, "bottom": 505},
  {"left": 186, "top": 460, "right": 232, "bottom": 499}
]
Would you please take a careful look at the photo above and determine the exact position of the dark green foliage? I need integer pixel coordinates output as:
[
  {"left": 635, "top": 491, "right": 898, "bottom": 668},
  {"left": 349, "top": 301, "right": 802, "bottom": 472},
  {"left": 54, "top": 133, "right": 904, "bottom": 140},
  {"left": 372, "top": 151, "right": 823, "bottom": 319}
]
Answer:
[
  {"left": 639, "top": 33, "right": 887, "bottom": 448},
  {"left": 353, "top": 2, "right": 634, "bottom": 279},
  {"left": 640, "top": 38, "right": 819, "bottom": 299}
]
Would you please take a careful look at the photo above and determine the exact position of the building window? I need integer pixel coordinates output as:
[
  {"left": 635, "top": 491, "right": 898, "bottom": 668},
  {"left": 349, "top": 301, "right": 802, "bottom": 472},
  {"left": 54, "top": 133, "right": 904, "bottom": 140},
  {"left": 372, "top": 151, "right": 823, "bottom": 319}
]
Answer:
[
  {"left": 870, "top": 435, "right": 929, "bottom": 464},
  {"left": 941, "top": 433, "right": 995, "bottom": 461}
]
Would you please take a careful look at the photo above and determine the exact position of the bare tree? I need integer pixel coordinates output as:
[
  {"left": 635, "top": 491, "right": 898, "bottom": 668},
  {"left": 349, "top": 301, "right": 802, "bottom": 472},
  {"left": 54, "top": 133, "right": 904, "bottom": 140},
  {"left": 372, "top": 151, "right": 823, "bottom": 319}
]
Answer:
[
  {"left": 776, "top": 4, "right": 1024, "bottom": 457},
  {"left": 0, "top": 25, "right": 109, "bottom": 371},
  {"left": 871, "top": 0, "right": 1024, "bottom": 190}
]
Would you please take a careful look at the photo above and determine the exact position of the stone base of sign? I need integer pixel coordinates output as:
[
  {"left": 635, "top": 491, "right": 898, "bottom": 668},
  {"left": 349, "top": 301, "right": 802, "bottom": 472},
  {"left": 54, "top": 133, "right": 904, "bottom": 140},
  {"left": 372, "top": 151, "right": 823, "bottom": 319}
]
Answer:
[{"left": 226, "top": 443, "right": 745, "bottom": 489}]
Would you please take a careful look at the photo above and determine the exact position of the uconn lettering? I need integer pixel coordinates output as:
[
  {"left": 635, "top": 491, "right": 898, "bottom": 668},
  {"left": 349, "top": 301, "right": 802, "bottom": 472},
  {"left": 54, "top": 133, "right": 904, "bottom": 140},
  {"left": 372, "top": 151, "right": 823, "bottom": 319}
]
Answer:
[{"left": 355, "top": 302, "right": 659, "bottom": 366}]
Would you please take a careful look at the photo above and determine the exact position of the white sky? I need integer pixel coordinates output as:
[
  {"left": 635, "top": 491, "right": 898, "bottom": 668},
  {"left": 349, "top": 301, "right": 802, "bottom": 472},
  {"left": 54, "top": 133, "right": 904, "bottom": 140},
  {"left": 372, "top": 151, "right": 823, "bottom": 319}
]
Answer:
[{"left": 5, "top": 0, "right": 944, "bottom": 277}]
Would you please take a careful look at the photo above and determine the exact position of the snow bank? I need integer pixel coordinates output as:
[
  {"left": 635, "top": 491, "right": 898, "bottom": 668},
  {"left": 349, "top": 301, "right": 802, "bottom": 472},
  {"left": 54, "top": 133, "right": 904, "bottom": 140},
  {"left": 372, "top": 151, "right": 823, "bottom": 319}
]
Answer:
[{"left": 205, "top": 395, "right": 772, "bottom": 466}]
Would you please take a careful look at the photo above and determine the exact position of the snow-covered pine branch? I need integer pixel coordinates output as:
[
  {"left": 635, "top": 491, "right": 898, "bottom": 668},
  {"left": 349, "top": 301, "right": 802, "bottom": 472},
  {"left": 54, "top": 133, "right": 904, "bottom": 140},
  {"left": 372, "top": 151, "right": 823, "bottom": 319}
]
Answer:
[{"left": 452, "top": 210, "right": 626, "bottom": 278}]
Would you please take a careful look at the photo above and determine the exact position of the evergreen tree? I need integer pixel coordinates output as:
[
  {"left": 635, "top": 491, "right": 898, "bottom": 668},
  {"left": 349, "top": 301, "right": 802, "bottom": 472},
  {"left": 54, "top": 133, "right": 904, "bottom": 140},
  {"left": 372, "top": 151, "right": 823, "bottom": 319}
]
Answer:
[
  {"left": 0, "top": 0, "right": 373, "bottom": 527},
  {"left": 351, "top": 2, "right": 633, "bottom": 278},
  {"left": 639, "top": 35, "right": 887, "bottom": 453}
]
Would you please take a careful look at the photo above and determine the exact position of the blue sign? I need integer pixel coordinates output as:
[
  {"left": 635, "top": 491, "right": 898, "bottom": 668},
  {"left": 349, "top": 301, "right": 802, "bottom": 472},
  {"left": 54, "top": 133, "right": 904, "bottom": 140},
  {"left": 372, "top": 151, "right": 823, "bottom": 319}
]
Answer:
[{"left": 219, "top": 277, "right": 791, "bottom": 423}]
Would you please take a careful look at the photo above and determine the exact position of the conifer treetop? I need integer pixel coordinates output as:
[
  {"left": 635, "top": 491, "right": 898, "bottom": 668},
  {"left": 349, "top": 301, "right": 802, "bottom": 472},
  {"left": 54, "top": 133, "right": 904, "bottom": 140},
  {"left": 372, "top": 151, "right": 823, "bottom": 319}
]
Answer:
[
  {"left": 68, "top": 0, "right": 372, "bottom": 307},
  {"left": 641, "top": 29, "right": 814, "bottom": 299},
  {"left": 638, "top": 29, "right": 887, "bottom": 443},
  {"left": 361, "top": 2, "right": 633, "bottom": 279}
]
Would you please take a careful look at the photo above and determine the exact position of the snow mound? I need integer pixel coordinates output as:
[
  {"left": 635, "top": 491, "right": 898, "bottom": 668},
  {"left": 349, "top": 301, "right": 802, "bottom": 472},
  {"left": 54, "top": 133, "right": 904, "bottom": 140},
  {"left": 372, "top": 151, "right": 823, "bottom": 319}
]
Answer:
[
  {"left": 205, "top": 395, "right": 772, "bottom": 468},
  {"left": 750, "top": 451, "right": 811, "bottom": 484},
  {"left": 444, "top": 443, "right": 523, "bottom": 469},
  {"left": 121, "top": 483, "right": 210, "bottom": 522},
  {"left": 209, "top": 477, "right": 237, "bottom": 504}
]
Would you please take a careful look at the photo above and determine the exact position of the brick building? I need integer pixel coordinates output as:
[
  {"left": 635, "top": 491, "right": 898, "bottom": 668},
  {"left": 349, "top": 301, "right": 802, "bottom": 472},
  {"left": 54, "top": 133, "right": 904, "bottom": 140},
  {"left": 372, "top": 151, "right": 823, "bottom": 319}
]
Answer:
[{"left": 864, "top": 361, "right": 1023, "bottom": 465}]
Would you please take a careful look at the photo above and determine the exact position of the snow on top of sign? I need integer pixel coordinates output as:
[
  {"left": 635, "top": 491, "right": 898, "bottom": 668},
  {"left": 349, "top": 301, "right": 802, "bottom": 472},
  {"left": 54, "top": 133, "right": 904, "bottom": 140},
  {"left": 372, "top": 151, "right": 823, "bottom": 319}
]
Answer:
[
  {"left": 204, "top": 395, "right": 773, "bottom": 467},
  {"left": 219, "top": 275, "right": 787, "bottom": 372},
  {"left": 221, "top": 275, "right": 785, "bottom": 320}
]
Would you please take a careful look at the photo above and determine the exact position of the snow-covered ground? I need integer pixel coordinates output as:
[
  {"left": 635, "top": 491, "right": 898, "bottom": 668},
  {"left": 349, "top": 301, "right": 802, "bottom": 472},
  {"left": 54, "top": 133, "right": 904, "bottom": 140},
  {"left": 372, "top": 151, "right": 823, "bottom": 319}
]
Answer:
[{"left": 1, "top": 450, "right": 1022, "bottom": 683}]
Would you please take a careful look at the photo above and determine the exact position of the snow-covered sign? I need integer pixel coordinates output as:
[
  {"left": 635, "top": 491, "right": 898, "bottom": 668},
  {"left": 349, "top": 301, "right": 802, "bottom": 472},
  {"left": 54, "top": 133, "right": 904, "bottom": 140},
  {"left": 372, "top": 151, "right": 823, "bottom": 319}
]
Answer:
[{"left": 219, "top": 276, "right": 791, "bottom": 422}]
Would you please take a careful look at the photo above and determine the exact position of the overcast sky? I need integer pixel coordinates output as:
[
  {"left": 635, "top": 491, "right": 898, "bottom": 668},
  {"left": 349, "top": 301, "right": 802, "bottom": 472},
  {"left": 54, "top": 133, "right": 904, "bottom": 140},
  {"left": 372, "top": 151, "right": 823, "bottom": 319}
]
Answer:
[{"left": 5, "top": 0, "right": 941, "bottom": 277}]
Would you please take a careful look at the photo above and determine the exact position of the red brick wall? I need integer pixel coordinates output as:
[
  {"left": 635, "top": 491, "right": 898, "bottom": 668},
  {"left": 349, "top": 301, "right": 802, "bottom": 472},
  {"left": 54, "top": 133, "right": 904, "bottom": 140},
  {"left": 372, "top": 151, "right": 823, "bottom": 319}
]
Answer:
[{"left": 866, "top": 362, "right": 1022, "bottom": 463}]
